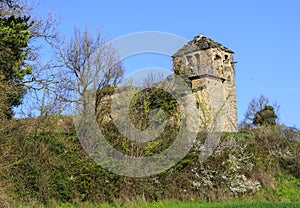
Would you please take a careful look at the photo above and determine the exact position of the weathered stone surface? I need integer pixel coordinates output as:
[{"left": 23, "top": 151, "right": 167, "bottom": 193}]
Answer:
[
  {"left": 97, "top": 35, "right": 238, "bottom": 133},
  {"left": 172, "top": 35, "right": 238, "bottom": 132},
  {"left": 172, "top": 35, "right": 233, "bottom": 58}
]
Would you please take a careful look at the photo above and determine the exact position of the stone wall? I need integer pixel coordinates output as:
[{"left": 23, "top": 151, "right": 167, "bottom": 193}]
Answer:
[
  {"left": 172, "top": 35, "right": 238, "bottom": 132},
  {"left": 97, "top": 35, "right": 239, "bottom": 133}
]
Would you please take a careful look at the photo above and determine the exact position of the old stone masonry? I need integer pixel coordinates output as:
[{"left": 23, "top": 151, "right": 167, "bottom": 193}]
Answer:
[{"left": 172, "top": 35, "right": 238, "bottom": 132}]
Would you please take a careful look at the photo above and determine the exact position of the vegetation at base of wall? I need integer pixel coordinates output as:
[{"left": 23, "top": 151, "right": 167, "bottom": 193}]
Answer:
[
  {"left": 0, "top": 115, "right": 299, "bottom": 207},
  {"left": 96, "top": 85, "right": 180, "bottom": 157}
]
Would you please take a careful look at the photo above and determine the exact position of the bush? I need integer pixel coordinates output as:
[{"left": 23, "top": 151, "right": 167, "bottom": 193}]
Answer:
[{"left": 0, "top": 117, "right": 299, "bottom": 206}]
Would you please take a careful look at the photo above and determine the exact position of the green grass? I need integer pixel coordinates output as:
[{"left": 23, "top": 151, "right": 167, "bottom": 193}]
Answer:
[
  {"left": 17, "top": 201, "right": 300, "bottom": 208},
  {"left": 275, "top": 174, "right": 300, "bottom": 202},
  {"left": 255, "top": 174, "right": 300, "bottom": 202}
]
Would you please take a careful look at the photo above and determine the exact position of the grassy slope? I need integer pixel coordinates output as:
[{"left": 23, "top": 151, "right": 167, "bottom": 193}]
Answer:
[{"left": 0, "top": 116, "right": 299, "bottom": 207}]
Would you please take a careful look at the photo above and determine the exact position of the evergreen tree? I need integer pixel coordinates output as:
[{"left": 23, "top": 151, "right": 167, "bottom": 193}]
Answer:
[
  {"left": 253, "top": 105, "right": 277, "bottom": 126},
  {"left": 0, "top": 1, "right": 32, "bottom": 118}
]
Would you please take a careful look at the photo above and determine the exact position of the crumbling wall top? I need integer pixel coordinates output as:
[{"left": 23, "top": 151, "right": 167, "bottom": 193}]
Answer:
[{"left": 172, "top": 35, "right": 233, "bottom": 58}]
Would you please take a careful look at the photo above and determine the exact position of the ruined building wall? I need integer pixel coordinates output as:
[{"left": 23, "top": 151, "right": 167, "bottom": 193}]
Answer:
[
  {"left": 97, "top": 35, "right": 238, "bottom": 133},
  {"left": 209, "top": 48, "right": 238, "bottom": 132},
  {"left": 172, "top": 36, "right": 238, "bottom": 132}
]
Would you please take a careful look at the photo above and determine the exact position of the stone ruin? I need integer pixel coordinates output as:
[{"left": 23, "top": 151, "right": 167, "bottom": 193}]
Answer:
[
  {"left": 172, "top": 35, "right": 238, "bottom": 132},
  {"left": 97, "top": 35, "right": 238, "bottom": 133}
]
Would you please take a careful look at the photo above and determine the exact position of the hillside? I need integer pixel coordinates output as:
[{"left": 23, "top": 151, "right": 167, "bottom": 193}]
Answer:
[{"left": 0, "top": 115, "right": 299, "bottom": 207}]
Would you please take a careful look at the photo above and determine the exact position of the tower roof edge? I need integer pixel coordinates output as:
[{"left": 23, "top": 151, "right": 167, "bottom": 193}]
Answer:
[{"left": 172, "top": 34, "right": 233, "bottom": 57}]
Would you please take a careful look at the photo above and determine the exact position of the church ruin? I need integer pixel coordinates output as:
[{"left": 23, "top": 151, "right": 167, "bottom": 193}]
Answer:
[{"left": 172, "top": 35, "right": 238, "bottom": 132}]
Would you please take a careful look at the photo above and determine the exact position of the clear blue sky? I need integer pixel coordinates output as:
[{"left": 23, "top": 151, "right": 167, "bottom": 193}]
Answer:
[{"left": 34, "top": 0, "right": 300, "bottom": 127}]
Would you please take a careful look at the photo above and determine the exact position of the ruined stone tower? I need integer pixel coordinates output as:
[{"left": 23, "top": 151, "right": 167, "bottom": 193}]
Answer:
[{"left": 172, "top": 35, "right": 238, "bottom": 132}]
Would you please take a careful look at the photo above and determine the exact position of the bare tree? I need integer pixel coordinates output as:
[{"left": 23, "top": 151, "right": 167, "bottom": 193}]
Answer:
[
  {"left": 140, "top": 71, "right": 165, "bottom": 87},
  {"left": 52, "top": 27, "right": 123, "bottom": 115}
]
